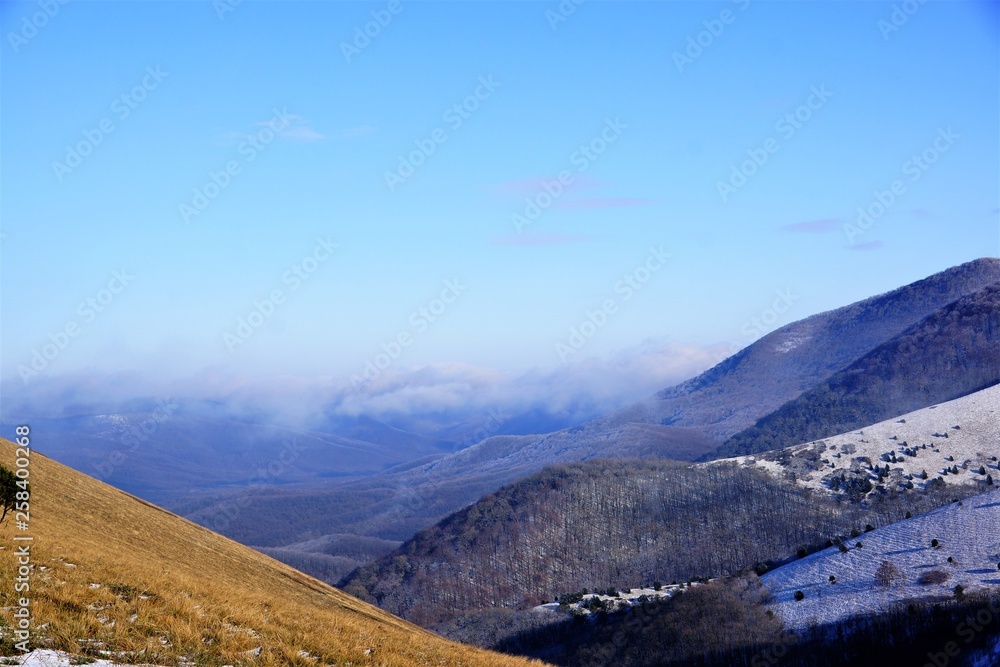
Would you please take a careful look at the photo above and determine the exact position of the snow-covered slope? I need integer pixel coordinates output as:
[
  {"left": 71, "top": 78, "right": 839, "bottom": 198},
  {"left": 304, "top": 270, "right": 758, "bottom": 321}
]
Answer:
[
  {"left": 762, "top": 488, "right": 1000, "bottom": 631},
  {"left": 724, "top": 384, "right": 1000, "bottom": 495}
]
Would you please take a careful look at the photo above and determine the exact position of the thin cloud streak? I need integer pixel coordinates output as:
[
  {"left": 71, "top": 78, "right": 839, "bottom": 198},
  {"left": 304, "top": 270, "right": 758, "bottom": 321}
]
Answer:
[{"left": 778, "top": 218, "right": 842, "bottom": 233}]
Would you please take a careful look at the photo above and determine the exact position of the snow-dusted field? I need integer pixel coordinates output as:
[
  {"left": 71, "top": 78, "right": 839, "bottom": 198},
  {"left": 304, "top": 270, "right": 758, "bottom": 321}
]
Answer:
[
  {"left": 729, "top": 384, "right": 1000, "bottom": 496},
  {"left": 762, "top": 488, "right": 1000, "bottom": 631},
  {"left": 3, "top": 650, "right": 165, "bottom": 666}
]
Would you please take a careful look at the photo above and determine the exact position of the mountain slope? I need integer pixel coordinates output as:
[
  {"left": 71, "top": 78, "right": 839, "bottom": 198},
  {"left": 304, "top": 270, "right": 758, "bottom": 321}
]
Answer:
[
  {"left": 342, "top": 384, "right": 1000, "bottom": 630},
  {"left": 185, "top": 259, "right": 1000, "bottom": 565},
  {"left": 714, "top": 281, "right": 1000, "bottom": 459},
  {"left": 9, "top": 406, "right": 455, "bottom": 507},
  {"left": 726, "top": 384, "right": 1000, "bottom": 498},
  {"left": 0, "top": 438, "right": 540, "bottom": 666},
  {"left": 339, "top": 458, "right": 976, "bottom": 628},
  {"left": 762, "top": 488, "right": 1000, "bottom": 631},
  {"left": 184, "top": 258, "right": 1000, "bottom": 555},
  {"left": 647, "top": 257, "right": 1000, "bottom": 438}
]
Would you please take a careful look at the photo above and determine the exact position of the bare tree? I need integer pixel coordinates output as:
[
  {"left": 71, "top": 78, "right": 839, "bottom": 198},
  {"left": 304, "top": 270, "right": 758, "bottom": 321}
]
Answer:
[{"left": 875, "top": 560, "right": 900, "bottom": 587}]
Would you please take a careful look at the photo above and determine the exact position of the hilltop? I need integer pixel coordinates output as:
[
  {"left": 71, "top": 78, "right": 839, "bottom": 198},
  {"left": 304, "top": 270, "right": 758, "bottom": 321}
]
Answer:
[
  {"left": 715, "top": 281, "right": 1000, "bottom": 458},
  {"left": 0, "top": 438, "right": 540, "bottom": 667}
]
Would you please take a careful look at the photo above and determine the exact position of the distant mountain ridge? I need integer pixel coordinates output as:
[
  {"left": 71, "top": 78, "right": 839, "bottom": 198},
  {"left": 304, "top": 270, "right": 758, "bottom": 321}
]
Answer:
[
  {"left": 182, "top": 258, "right": 1000, "bottom": 562},
  {"left": 341, "top": 384, "right": 1000, "bottom": 632},
  {"left": 650, "top": 257, "right": 1000, "bottom": 441},
  {"left": 713, "top": 280, "right": 1000, "bottom": 459}
]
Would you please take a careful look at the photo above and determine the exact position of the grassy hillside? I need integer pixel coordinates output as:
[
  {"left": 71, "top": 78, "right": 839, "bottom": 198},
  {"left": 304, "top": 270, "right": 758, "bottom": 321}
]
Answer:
[
  {"left": 0, "top": 438, "right": 541, "bottom": 667},
  {"left": 714, "top": 281, "right": 1000, "bottom": 459}
]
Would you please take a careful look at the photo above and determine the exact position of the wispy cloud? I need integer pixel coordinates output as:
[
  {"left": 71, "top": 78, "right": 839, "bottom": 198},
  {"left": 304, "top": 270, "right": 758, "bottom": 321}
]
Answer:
[
  {"left": 885, "top": 207, "right": 939, "bottom": 220},
  {"left": 278, "top": 125, "right": 327, "bottom": 141},
  {"left": 846, "top": 240, "right": 884, "bottom": 251},
  {"left": 222, "top": 113, "right": 327, "bottom": 143},
  {"left": 491, "top": 175, "right": 611, "bottom": 192},
  {"left": 552, "top": 197, "right": 656, "bottom": 210},
  {"left": 492, "top": 233, "right": 594, "bottom": 246},
  {"left": 778, "top": 218, "right": 842, "bottom": 233}
]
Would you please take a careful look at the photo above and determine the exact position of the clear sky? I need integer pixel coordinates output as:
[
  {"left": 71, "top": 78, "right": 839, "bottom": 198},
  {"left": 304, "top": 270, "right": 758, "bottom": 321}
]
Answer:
[{"left": 1, "top": 1, "right": 997, "bottom": 418}]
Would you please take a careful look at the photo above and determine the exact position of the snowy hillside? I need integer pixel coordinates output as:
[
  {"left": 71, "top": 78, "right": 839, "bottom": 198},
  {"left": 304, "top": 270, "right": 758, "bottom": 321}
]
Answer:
[
  {"left": 762, "top": 488, "right": 1000, "bottom": 631},
  {"left": 727, "top": 384, "right": 1000, "bottom": 495}
]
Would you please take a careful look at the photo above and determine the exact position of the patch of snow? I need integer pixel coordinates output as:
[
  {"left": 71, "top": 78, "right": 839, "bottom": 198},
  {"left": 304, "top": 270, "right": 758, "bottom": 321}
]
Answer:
[
  {"left": 762, "top": 488, "right": 1000, "bottom": 631},
  {"left": 774, "top": 334, "right": 811, "bottom": 353},
  {"left": 530, "top": 583, "right": 700, "bottom": 615},
  {"left": 9, "top": 649, "right": 167, "bottom": 666}
]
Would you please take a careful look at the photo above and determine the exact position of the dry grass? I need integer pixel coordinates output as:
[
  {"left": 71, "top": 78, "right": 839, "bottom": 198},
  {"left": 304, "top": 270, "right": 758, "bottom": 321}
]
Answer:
[{"left": 0, "top": 438, "right": 544, "bottom": 666}]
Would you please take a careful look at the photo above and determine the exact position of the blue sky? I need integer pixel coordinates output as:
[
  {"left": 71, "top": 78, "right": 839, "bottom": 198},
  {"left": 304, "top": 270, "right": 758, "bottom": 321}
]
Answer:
[{"left": 1, "top": 0, "right": 997, "bottom": 419}]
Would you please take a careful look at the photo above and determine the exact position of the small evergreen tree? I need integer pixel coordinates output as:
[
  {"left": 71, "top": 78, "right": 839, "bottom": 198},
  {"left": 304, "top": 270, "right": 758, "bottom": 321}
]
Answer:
[{"left": 0, "top": 465, "right": 22, "bottom": 525}]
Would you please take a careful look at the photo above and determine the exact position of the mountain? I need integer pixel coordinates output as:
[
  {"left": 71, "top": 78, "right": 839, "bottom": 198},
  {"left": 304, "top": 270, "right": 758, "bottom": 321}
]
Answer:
[
  {"left": 340, "top": 384, "right": 1000, "bottom": 631},
  {"left": 648, "top": 257, "right": 1000, "bottom": 441},
  {"left": 714, "top": 281, "right": 1000, "bottom": 458},
  {"left": 8, "top": 404, "right": 455, "bottom": 507},
  {"left": 182, "top": 259, "right": 1000, "bottom": 558},
  {"left": 0, "top": 438, "right": 539, "bottom": 666}
]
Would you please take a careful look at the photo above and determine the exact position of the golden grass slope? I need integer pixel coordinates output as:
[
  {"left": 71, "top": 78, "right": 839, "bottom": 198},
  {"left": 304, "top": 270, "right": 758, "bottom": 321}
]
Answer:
[{"left": 0, "top": 438, "right": 543, "bottom": 666}]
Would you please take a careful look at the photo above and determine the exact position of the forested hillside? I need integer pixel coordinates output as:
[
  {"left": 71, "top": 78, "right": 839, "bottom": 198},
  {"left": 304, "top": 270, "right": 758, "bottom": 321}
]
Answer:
[{"left": 341, "top": 458, "right": 978, "bottom": 626}]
